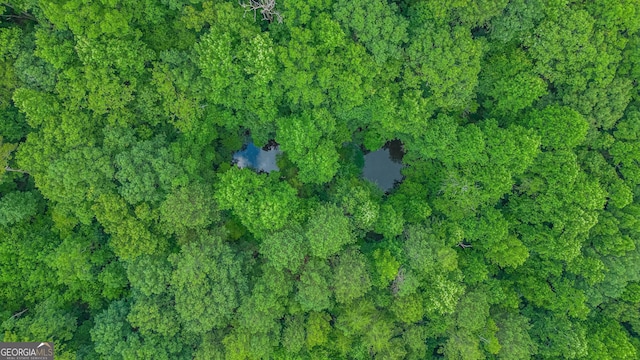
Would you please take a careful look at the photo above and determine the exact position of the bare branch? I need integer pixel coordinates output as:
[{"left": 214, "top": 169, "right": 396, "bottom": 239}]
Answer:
[
  {"left": 239, "top": 0, "right": 283, "bottom": 24},
  {"left": 11, "top": 308, "right": 28, "bottom": 319},
  {"left": 5, "top": 166, "right": 28, "bottom": 174},
  {"left": 391, "top": 267, "right": 405, "bottom": 296}
]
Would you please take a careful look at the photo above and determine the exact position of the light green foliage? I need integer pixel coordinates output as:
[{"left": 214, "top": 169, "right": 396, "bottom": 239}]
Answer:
[
  {"left": 586, "top": 205, "right": 640, "bottom": 306},
  {"left": 97, "top": 261, "right": 128, "bottom": 301},
  {"left": 526, "top": 9, "right": 600, "bottom": 89},
  {"left": 403, "top": 225, "right": 458, "bottom": 276},
  {"left": 611, "top": 109, "right": 640, "bottom": 187},
  {"left": 223, "top": 328, "right": 274, "bottom": 360},
  {"left": 403, "top": 325, "right": 428, "bottom": 358},
  {"left": 405, "top": 23, "right": 482, "bottom": 111},
  {"left": 391, "top": 293, "right": 424, "bottom": 324},
  {"left": 194, "top": 2, "right": 277, "bottom": 142},
  {"left": 406, "top": 116, "right": 540, "bottom": 220},
  {"left": 38, "top": 146, "right": 113, "bottom": 224},
  {"left": 525, "top": 105, "right": 589, "bottom": 150},
  {"left": 410, "top": 0, "right": 509, "bottom": 27},
  {"left": 306, "top": 311, "right": 331, "bottom": 349},
  {"left": 462, "top": 207, "right": 529, "bottom": 268},
  {"left": 92, "top": 193, "right": 167, "bottom": 260},
  {"left": 274, "top": 12, "right": 379, "bottom": 116},
  {"left": 489, "top": 0, "right": 547, "bottom": 42},
  {"left": 584, "top": 316, "right": 637, "bottom": 360},
  {"left": 215, "top": 167, "right": 301, "bottom": 237},
  {"left": 509, "top": 150, "right": 606, "bottom": 261},
  {"left": 478, "top": 47, "right": 547, "bottom": 116},
  {"left": 50, "top": 224, "right": 114, "bottom": 308},
  {"left": 513, "top": 259, "right": 590, "bottom": 319},
  {"left": 276, "top": 110, "right": 345, "bottom": 184},
  {"left": 523, "top": 5, "right": 635, "bottom": 130},
  {"left": 402, "top": 225, "right": 464, "bottom": 315},
  {"left": 371, "top": 248, "right": 401, "bottom": 288},
  {"left": 1, "top": 1, "right": 640, "bottom": 358},
  {"left": 334, "top": 298, "right": 376, "bottom": 337},
  {"left": 374, "top": 203, "right": 405, "bottom": 239},
  {"left": 34, "top": 27, "right": 78, "bottom": 71},
  {"left": 362, "top": 314, "right": 400, "bottom": 356},
  {"left": 306, "top": 203, "right": 354, "bottom": 259},
  {"left": 528, "top": 312, "right": 588, "bottom": 359},
  {"left": 387, "top": 181, "right": 432, "bottom": 224},
  {"left": 2, "top": 295, "right": 77, "bottom": 345},
  {"left": 444, "top": 290, "right": 499, "bottom": 359},
  {"left": 282, "top": 315, "right": 306, "bottom": 354},
  {"left": 0, "top": 27, "right": 22, "bottom": 108},
  {"left": 331, "top": 179, "right": 380, "bottom": 232},
  {"left": 127, "top": 293, "right": 180, "bottom": 338}
]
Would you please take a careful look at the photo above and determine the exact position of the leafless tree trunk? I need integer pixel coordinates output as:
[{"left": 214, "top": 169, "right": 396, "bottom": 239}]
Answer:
[
  {"left": 391, "top": 267, "right": 405, "bottom": 295},
  {"left": 11, "top": 308, "right": 28, "bottom": 319},
  {"left": 5, "top": 166, "right": 28, "bottom": 174},
  {"left": 0, "top": 3, "right": 37, "bottom": 21}
]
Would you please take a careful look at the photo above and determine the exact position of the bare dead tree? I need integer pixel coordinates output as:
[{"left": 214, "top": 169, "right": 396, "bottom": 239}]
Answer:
[
  {"left": 5, "top": 166, "right": 28, "bottom": 174},
  {"left": 391, "top": 267, "right": 405, "bottom": 296},
  {"left": 457, "top": 242, "right": 472, "bottom": 249},
  {"left": 11, "top": 308, "right": 28, "bottom": 319},
  {"left": 239, "top": 0, "right": 283, "bottom": 24},
  {"left": 0, "top": 3, "right": 37, "bottom": 22}
]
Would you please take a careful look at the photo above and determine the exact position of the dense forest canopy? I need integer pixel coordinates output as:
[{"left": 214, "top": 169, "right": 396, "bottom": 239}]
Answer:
[{"left": 1, "top": 0, "right": 640, "bottom": 359}]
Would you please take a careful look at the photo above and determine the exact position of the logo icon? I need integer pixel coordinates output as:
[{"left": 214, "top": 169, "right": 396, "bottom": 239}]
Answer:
[{"left": 0, "top": 342, "right": 54, "bottom": 360}]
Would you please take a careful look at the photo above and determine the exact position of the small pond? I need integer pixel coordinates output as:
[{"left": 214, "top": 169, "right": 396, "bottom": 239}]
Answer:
[
  {"left": 362, "top": 140, "right": 405, "bottom": 192},
  {"left": 232, "top": 141, "right": 281, "bottom": 173}
]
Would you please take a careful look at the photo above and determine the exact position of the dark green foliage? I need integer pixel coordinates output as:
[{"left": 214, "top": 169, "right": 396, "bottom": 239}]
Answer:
[
  {"left": 0, "top": 190, "right": 38, "bottom": 225},
  {"left": 169, "top": 231, "right": 248, "bottom": 333},
  {"left": 260, "top": 225, "right": 308, "bottom": 272},
  {"left": 332, "top": 247, "right": 372, "bottom": 304},
  {"left": 296, "top": 258, "right": 332, "bottom": 312},
  {"left": 1, "top": 1, "right": 640, "bottom": 359},
  {"left": 159, "top": 182, "right": 218, "bottom": 235},
  {"left": 333, "top": 0, "right": 408, "bottom": 64}
]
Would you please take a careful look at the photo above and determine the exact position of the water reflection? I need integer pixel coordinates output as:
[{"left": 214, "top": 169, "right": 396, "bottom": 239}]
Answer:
[
  {"left": 363, "top": 140, "right": 405, "bottom": 192},
  {"left": 232, "top": 141, "right": 281, "bottom": 173}
]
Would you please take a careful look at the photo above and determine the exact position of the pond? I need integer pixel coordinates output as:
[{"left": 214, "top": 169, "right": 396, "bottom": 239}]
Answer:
[
  {"left": 232, "top": 141, "right": 281, "bottom": 173},
  {"left": 362, "top": 140, "right": 405, "bottom": 192},
  {"left": 232, "top": 139, "right": 405, "bottom": 189}
]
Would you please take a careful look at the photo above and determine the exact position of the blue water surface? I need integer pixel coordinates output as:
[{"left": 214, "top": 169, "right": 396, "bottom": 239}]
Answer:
[{"left": 232, "top": 142, "right": 281, "bottom": 173}]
